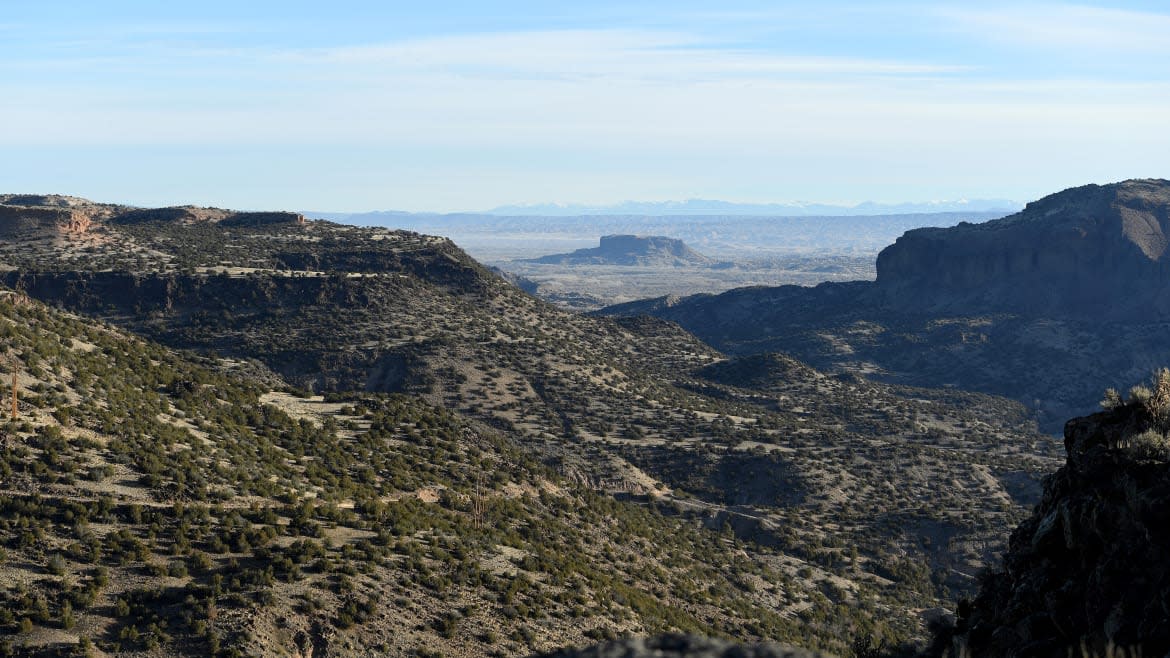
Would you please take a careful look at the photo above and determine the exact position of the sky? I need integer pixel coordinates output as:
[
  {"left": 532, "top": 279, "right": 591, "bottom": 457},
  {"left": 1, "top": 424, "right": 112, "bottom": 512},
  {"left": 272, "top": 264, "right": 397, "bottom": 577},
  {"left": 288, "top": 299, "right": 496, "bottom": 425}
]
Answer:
[{"left": 3, "top": 1, "right": 1169, "bottom": 212}]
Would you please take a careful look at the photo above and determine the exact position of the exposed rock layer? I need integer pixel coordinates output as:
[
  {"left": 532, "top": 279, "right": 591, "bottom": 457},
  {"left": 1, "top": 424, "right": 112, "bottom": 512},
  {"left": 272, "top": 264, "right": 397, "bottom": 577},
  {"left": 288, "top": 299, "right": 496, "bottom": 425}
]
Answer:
[
  {"left": 0, "top": 195, "right": 303, "bottom": 238},
  {"left": 876, "top": 179, "right": 1170, "bottom": 317},
  {"left": 0, "top": 204, "right": 98, "bottom": 236}
]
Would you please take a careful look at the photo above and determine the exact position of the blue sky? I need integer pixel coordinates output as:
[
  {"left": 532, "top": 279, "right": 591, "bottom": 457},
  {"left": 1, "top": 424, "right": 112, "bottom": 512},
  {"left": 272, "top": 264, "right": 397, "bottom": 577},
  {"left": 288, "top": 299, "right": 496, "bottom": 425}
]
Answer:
[{"left": 3, "top": 1, "right": 1168, "bottom": 212}]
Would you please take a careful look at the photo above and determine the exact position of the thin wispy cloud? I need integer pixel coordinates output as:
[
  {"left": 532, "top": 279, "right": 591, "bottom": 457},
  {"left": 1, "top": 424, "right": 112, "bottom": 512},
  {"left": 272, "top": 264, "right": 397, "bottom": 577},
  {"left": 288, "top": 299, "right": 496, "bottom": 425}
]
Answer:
[
  {"left": 1, "top": 2, "right": 1166, "bottom": 210},
  {"left": 289, "top": 30, "right": 966, "bottom": 80},
  {"left": 939, "top": 4, "right": 1170, "bottom": 53}
]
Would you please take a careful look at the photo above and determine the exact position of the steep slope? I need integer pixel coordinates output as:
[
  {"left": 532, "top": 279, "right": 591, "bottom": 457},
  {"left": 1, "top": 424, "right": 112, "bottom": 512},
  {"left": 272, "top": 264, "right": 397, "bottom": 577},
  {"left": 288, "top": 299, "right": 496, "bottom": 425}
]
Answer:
[
  {"left": 601, "top": 179, "right": 1170, "bottom": 430},
  {"left": 0, "top": 294, "right": 887, "bottom": 657},
  {"left": 0, "top": 196, "right": 1060, "bottom": 652},
  {"left": 939, "top": 379, "right": 1170, "bottom": 657}
]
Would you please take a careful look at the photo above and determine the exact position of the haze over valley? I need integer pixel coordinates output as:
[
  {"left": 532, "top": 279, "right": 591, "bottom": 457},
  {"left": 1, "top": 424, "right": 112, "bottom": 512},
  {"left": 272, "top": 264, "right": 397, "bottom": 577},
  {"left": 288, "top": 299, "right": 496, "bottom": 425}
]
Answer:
[
  {"left": 314, "top": 210, "right": 1011, "bottom": 309},
  {"left": 5, "top": 1, "right": 1170, "bottom": 657}
]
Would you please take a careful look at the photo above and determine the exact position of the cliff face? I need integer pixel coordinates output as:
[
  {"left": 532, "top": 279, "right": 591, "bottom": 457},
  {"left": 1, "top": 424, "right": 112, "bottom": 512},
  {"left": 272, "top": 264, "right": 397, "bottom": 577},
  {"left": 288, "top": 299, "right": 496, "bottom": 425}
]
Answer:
[
  {"left": 0, "top": 196, "right": 304, "bottom": 238},
  {"left": 945, "top": 399, "right": 1170, "bottom": 656},
  {"left": 876, "top": 179, "right": 1170, "bottom": 316},
  {"left": 0, "top": 204, "right": 99, "bottom": 237}
]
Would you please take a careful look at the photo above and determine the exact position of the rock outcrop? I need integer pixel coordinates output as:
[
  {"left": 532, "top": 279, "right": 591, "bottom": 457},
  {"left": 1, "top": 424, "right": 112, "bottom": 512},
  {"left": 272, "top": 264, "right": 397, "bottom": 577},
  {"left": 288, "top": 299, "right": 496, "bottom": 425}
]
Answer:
[
  {"left": 943, "top": 396, "right": 1170, "bottom": 656},
  {"left": 0, "top": 204, "right": 100, "bottom": 237},
  {"left": 113, "top": 207, "right": 305, "bottom": 226},
  {"left": 0, "top": 195, "right": 305, "bottom": 238},
  {"left": 876, "top": 179, "right": 1170, "bottom": 317},
  {"left": 528, "top": 234, "right": 713, "bottom": 266},
  {"left": 111, "top": 206, "right": 233, "bottom": 224}
]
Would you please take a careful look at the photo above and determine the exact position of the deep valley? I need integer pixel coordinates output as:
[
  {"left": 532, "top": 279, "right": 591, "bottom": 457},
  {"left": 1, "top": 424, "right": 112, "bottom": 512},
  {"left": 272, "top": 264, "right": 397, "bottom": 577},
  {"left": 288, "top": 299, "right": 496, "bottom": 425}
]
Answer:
[{"left": 0, "top": 193, "right": 1065, "bottom": 657}]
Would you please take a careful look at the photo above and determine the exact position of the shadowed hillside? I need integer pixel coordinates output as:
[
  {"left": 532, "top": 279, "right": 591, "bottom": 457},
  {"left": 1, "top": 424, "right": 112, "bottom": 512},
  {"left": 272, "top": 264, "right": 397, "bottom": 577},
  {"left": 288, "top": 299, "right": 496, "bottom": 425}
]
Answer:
[{"left": 601, "top": 179, "right": 1170, "bottom": 431}]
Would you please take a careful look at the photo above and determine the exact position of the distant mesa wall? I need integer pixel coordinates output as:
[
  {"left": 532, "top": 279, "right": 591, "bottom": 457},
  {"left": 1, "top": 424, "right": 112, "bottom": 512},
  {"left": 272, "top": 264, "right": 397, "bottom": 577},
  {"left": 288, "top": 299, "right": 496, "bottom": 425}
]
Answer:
[
  {"left": 111, "top": 208, "right": 305, "bottom": 226},
  {"left": 598, "top": 234, "right": 699, "bottom": 258},
  {"left": 111, "top": 207, "right": 225, "bottom": 224},
  {"left": 0, "top": 194, "right": 93, "bottom": 208},
  {"left": 0, "top": 205, "right": 94, "bottom": 237},
  {"left": 0, "top": 196, "right": 305, "bottom": 241},
  {"left": 875, "top": 179, "right": 1170, "bottom": 316},
  {"left": 530, "top": 234, "right": 711, "bottom": 266}
]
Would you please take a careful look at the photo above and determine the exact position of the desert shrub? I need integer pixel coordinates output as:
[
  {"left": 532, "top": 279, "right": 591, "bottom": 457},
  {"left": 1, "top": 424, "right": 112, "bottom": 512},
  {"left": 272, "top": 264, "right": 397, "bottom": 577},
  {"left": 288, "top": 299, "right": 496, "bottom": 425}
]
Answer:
[
  {"left": 1100, "top": 388, "right": 1122, "bottom": 410},
  {"left": 1128, "top": 430, "right": 1170, "bottom": 460},
  {"left": 1146, "top": 368, "right": 1170, "bottom": 431}
]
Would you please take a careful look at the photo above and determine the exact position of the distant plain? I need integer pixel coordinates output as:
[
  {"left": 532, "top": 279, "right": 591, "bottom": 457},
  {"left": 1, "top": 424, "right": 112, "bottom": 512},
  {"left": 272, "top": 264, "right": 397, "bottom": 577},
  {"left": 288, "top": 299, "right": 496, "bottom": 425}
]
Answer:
[{"left": 319, "top": 211, "right": 1011, "bottom": 309}]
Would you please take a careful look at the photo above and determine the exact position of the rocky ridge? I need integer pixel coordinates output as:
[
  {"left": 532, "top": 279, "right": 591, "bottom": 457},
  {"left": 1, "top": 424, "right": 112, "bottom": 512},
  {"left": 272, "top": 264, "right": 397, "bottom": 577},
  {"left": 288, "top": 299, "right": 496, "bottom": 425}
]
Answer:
[
  {"left": 940, "top": 377, "right": 1170, "bottom": 657},
  {"left": 0, "top": 195, "right": 303, "bottom": 241}
]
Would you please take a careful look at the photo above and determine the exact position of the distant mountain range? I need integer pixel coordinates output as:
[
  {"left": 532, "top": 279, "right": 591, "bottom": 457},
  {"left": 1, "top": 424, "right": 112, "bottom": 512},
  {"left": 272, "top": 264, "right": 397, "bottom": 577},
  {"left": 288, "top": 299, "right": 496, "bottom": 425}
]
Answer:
[
  {"left": 307, "top": 210, "right": 1015, "bottom": 262},
  {"left": 484, "top": 198, "right": 1022, "bottom": 217},
  {"left": 309, "top": 198, "right": 1021, "bottom": 220}
]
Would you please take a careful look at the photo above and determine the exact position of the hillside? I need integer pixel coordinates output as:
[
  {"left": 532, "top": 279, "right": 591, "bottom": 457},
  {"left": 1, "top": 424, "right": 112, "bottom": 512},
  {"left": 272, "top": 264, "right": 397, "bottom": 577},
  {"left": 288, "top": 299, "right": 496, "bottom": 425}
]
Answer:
[
  {"left": 0, "top": 195, "right": 1060, "bottom": 655},
  {"left": 0, "top": 294, "right": 880, "bottom": 657},
  {"left": 601, "top": 179, "right": 1170, "bottom": 430}
]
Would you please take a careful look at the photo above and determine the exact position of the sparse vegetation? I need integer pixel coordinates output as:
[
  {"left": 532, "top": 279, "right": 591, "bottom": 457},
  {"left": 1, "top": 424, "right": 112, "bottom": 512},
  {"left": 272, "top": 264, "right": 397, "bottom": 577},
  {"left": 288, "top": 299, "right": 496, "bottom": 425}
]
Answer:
[{"left": 0, "top": 203, "right": 1061, "bottom": 656}]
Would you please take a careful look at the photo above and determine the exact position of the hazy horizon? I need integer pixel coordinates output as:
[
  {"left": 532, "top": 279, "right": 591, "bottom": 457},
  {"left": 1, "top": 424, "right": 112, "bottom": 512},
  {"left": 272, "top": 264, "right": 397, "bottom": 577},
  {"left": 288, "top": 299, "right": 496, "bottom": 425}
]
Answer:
[{"left": 4, "top": 1, "right": 1168, "bottom": 212}]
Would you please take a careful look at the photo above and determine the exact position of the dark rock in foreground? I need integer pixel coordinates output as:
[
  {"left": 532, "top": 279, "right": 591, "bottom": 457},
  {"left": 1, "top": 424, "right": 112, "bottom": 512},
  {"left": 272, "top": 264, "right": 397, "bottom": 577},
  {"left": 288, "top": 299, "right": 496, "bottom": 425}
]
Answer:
[
  {"left": 535, "top": 633, "right": 830, "bottom": 658},
  {"left": 943, "top": 388, "right": 1170, "bottom": 656}
]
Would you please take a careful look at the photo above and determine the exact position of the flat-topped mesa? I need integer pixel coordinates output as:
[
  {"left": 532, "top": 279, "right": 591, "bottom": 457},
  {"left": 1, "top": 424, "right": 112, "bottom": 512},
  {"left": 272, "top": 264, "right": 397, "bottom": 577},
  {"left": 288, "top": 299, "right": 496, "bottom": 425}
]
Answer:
[
  {"left": 0, "top": 193, "right": 97, "bottom": 208},
  {"left": 112, "top": 207, "right": 305, "bottom": 226},
  {"left": 875, "top": 178, "right": 1170, "bottom": 316},
  {"left": 528, "top": 234, "right": 712, "bottom": 266}
]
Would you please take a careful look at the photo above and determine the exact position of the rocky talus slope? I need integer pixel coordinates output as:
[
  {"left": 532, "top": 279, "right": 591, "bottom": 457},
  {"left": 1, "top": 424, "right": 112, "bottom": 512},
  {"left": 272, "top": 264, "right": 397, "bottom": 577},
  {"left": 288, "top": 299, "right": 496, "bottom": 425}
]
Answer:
[{"left": 941, "top": 386, "right": 1170, "bottom": 656}]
